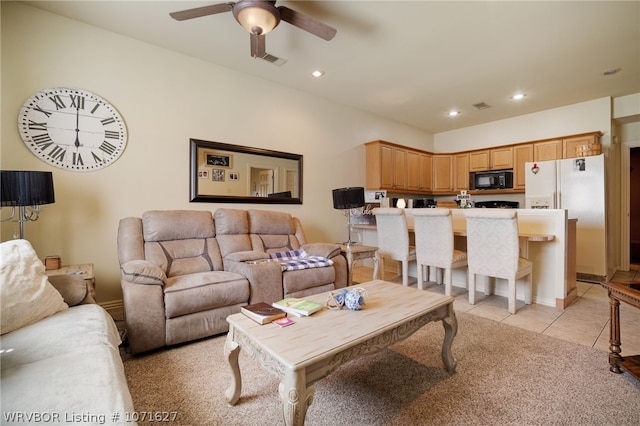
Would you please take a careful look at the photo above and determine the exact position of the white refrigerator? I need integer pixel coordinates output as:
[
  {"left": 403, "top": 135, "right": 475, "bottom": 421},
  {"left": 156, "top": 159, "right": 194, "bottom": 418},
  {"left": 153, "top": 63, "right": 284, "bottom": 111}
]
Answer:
[{"left": 525, "top": 154, "right": 606, "bottom": 281}]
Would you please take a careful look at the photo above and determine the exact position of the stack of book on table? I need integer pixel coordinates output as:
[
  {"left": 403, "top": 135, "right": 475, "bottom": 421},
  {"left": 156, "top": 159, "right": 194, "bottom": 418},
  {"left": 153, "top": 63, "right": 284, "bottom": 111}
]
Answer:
[
  {"left": 272, "top": 297, "right": 323, "bottom": 317},
  {"left": 241, "top": 302, "right": 287, "bottom": 324}
]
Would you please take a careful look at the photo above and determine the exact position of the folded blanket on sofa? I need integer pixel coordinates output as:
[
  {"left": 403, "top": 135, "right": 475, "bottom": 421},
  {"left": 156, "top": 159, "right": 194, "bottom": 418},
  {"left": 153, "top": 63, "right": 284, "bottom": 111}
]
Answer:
[{"left": 270, "top": 249, "right": 334, "bottom": 271}]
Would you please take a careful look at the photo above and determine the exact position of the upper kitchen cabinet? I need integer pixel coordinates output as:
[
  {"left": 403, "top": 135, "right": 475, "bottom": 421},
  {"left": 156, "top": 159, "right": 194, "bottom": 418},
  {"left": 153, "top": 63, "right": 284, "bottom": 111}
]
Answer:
[
  {"left": 406, "top": 150, "right": 420, "bottom": 191},
  {"left": 534, "top": 139, "right": 563, "bottom": 161},
  {"left": 491, "top": 147, "right": 513, "bottom": 169},
  {"left": 365, "top": 140, "right": 407, "bottom": 190},
  {"left": 454, "top": 153, "right": 469, "bottom": 191},
  {"left": 513, "top": 144, "right": 534, "bottom": 190},
  {"left": 469, "top": 147, "right": 513, "bottom": 171},
  {"left": 418, "top": 152, "right": 433, "bottom": 191},
  {"left": 563, "top": 133, "right": 602, "bottom": 159},
  {"left": 432, "top": 155, "right": 453, "bottom": 193}
]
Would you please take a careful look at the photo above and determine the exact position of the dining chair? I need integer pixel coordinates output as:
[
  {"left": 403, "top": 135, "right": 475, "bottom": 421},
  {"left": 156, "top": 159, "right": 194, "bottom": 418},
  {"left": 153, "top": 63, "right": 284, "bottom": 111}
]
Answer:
[
  {"left": 412, "top": 208, "right": 467, "bottom": 296},
  {"left": 372, "top": 208, "right": 416, "bottom": 286},
  {"left": 463, "top": 209, "right": 533, "bottom": 314}
]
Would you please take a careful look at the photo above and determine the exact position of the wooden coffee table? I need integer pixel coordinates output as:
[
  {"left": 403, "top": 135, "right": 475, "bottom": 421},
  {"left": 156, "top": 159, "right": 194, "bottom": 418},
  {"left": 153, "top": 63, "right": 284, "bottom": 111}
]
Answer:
[{"left": 224, "top": 280, "right": 457, "bottom": 426}]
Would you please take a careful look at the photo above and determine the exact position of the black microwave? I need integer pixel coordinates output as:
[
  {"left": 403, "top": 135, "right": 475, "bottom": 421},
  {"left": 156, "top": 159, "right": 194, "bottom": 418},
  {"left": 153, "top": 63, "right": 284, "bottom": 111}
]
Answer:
[{"left": 473, "top": 170, "right": 513, "bottom": 189}]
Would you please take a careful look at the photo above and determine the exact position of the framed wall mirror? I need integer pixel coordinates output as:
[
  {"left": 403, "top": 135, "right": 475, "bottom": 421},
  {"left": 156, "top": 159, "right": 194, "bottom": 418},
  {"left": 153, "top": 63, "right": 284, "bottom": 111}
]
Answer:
[{"left": 190, "top": 139, "right": 303, "bottom": 204}]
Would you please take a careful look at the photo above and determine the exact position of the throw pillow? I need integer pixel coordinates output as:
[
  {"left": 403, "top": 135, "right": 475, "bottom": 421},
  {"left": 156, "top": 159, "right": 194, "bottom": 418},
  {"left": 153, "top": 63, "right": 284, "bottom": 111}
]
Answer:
[{"left": 0, "top": 239, "right": 68, "bottom": 335}]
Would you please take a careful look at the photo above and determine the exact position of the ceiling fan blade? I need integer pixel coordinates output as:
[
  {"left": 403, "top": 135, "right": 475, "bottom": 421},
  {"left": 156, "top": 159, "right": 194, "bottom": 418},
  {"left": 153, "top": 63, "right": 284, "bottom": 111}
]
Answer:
[
  {"left": 170, "top": 3, "right": 234, "bottom": 21},
  {"left": 277, "top": 6, "right": 337, "bottom": 41},
  {"left": 250, "top": 33, "right": 266, "bottom": 58}
]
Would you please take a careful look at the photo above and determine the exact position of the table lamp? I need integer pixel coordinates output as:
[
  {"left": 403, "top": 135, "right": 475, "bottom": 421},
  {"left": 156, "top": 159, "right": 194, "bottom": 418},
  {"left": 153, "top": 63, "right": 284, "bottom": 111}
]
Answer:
[
  {"left": 1, "top": 170, "right": 55, "bottom": 239},
  {"left": 332, "top": 187, "right": 365, "bottom": 246}
]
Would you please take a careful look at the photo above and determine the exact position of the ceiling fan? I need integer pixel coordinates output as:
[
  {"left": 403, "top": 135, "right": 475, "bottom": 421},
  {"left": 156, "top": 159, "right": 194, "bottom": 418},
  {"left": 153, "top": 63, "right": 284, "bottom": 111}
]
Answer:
[{"left": 170, "top": 0, "right": 337, "bottom": 59}]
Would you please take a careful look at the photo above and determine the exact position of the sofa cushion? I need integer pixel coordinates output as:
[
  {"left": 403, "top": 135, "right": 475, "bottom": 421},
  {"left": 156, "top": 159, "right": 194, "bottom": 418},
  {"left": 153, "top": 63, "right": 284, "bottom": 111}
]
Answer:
[
  {"left": 142, "top": 210, "right": 214, "bottom": 241},
  {"left": 163, "top": 271, "right": 250, "bottom": 318},
  {"left": 0, "top": 240, "right": 68, "bottom": 335},
  {"left": 214, "top": 209, "right": 253, "bottom": 257},
  {"left": 145, "top": 238, "right": 223, "bottom": 277},
  {"left": 0, "top": 304, "right": 135, "bottom": 418}
]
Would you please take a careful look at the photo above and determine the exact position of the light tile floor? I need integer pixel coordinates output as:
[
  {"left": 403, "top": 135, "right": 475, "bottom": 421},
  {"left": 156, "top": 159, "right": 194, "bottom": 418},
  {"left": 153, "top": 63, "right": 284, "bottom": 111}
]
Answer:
[{"left": 352, "top": 265, "right": 640, "bottom": 356}]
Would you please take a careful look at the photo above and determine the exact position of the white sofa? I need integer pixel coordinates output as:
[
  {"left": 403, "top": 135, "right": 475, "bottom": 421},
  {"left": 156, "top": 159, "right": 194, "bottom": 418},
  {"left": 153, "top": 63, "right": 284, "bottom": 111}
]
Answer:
[{"left": 0, "top": 240, "right": 135, "bottom": 425}]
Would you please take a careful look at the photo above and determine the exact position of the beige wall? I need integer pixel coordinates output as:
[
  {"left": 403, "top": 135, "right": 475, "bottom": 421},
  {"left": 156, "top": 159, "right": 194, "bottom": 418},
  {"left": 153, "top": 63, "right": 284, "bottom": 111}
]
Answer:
[
  {"left": 0, "top": 3, "right": 433, "bottom": 302},
  {"left": 1, "top": 3, "right": 634, "bottom": 303}
]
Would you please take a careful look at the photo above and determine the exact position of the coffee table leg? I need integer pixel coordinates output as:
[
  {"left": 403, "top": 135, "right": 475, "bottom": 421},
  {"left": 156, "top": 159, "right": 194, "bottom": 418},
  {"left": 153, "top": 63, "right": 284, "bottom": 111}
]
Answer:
[
  {"left": 224, "top": 332, "right": 242, "bottom": 405},
  {"left": 441, "top": 304, "right": 458, "bottom": 373},
  {"left": 279, "top": 370, "right": 313, "bottom": 426}
]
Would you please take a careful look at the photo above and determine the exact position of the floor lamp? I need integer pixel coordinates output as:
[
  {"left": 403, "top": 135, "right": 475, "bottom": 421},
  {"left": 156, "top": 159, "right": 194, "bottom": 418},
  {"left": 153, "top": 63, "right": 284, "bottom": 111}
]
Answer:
[
  {"left": 332, "top": 187, "right": 365, "bottom": 246},
  {"left": 1, "top": 170, "right": 55, "bottom": 240}
]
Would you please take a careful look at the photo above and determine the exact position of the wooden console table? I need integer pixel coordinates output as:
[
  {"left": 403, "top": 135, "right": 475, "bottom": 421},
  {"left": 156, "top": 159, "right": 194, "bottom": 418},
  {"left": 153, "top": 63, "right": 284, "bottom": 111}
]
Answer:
[{"left": 601, "top": 280, "right": 640, "bottom": 379}]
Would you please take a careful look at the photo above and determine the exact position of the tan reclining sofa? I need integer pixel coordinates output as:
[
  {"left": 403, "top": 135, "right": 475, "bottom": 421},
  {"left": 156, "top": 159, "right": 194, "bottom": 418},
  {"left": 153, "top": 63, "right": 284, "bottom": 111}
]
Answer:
[{"left": 117, "top": 208, "right": 347, "bottom": 354}]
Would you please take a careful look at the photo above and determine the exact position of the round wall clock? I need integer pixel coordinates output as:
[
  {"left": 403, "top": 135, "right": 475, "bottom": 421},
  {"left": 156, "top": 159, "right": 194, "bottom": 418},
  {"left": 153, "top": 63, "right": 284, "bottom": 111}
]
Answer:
[{"left": 18, "top": 87, "right": 127, "bottom": 172}]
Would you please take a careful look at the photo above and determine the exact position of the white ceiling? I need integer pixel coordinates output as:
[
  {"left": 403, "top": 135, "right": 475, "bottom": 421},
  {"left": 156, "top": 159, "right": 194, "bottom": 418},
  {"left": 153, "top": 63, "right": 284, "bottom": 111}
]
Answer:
[{"left": 21, "top": 1, "right": 640, "bottom": 134}]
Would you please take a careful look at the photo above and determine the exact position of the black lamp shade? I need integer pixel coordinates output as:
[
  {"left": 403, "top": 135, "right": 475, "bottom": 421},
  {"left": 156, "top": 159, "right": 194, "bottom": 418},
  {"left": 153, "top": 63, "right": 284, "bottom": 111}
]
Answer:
[
  {"left": 1, "top": 171, "right": 55, "bottom": 207},
  {"left": 332, "top": 187, "right": 364, "bottom": 210}
]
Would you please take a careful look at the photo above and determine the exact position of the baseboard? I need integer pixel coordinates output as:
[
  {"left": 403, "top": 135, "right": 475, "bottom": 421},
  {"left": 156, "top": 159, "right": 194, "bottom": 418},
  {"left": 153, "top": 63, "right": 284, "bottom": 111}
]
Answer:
[{"left": 576, "top": 273, "right": 606, "bottom": 284}]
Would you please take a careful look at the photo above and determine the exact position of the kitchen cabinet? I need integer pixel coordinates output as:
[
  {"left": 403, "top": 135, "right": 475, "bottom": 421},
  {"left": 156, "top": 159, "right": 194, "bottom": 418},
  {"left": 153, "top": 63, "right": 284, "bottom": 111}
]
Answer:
[
  {"left": 419, "top": 152, "right": 432, "bottom": 191},
  {"left": 513, "top": 144, "right": 534, "bottom": 190},
  {"left": 365, "top": 141, "right": 407, "bottom": 190},
  {"left": 534, "top": 139, "right": 562, "bottom": 161},
  {"left": 392, "top": 147, "right": 407, "bottom": 189},
  {"left": 432, "top": 155, "right": 453, "bottom": 193},
  {"left": 491, "top": 147, "right": 513, "bottom": 169},
  {"left": 454, "top": 153, "right": 469, "bottom": 191},
  {"left": 563, "top": 134, "right": 601, "bottom": 159},
  {"left": 469, "top": 147, "right": 513, "bottom": 171},
  {"left": 469, "top": 150, "right": 490, "bottom": 172},
  {"left": 406, "top": 150, "right": 420, "bottom": 191},
  {"left": 364, "top": 131, "right": 601, "bottom": 195}
]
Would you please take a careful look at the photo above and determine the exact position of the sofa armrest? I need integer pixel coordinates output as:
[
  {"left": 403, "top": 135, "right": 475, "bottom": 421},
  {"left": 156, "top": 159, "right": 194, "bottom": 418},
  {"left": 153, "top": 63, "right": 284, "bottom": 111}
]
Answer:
[
  {"left": 302, "top": 243, "right": 342, "bottom": 259},
  {"left": 121, "top": 280, "right": 166, "bottom": 354},
  {"left": 225, "top": 251, "right": 270, "bottom": 263},
  {"left": 48, "top": 275, "right": 95, "bottom": 306},
  {"left": 120, "top": 260, "right": 166, "bottom": 286},
  {"left": 224, "top": 256, "right": 283, "bottom": 304}
]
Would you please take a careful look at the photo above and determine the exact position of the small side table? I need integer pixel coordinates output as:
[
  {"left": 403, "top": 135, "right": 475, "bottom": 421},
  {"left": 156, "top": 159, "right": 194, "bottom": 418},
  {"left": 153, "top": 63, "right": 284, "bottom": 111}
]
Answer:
[
  {"left": 340, "top": 244, "right": 379, "bottom": 286},
  {"left": 45, "top": 263, "right": 96, "bottom": 302},
  {"left": 601, "top": 280, "right": 640, "bottom": 379}
]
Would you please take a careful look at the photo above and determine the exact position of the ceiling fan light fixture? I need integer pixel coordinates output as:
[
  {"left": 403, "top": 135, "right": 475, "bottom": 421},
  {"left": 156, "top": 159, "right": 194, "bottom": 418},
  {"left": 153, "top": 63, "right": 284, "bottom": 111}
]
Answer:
[{"left": 234, "top": 1, "right": 280, "bottom": 35}]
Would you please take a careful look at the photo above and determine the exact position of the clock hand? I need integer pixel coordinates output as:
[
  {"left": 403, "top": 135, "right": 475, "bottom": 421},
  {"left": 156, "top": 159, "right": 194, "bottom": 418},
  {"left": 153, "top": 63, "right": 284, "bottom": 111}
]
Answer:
[{"left": 74, "top": 105, "right": 81, "bottom": 148}]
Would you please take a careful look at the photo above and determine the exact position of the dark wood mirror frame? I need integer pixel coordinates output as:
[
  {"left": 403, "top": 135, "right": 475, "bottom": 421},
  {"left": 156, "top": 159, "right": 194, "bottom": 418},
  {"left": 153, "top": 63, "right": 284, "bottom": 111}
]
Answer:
[{"left": 190, "top": 139, "right": 303, "bottom": 204}]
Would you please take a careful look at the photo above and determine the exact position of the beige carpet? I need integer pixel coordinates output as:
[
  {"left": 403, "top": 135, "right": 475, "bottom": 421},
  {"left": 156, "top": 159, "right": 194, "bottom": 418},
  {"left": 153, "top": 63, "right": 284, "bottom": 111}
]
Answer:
[{"left": 122, "top": 311, "right": 640, "bottom": 426}]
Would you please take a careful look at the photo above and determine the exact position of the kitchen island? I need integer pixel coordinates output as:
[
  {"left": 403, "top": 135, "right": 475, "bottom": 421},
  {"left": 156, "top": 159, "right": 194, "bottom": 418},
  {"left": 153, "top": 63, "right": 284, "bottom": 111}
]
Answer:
[{"left": 352, "top": 208, "right": 577, "bottom": 309}]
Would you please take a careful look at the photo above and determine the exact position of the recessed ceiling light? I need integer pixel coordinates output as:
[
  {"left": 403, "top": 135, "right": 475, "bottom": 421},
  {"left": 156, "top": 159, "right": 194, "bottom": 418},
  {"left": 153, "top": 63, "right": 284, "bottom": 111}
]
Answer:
[
  {"left": 448, "top": 110, "right": 460, "bottom": 117},
  {"left": 311, "top": 70, "right": 325, "bottom": 78},
  {"left": 603, "top": 68, "right": 621, "bottom": 76},
  {"left": 511, "top": 93, "right": 526, "bottom": 100}
]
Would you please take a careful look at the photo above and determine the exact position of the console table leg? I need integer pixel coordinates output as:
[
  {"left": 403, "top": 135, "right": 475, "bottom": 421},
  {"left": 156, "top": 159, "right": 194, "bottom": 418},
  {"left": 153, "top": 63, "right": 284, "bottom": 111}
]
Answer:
[
  {"left": 224, "top": 332, "right": 242, "bottom": 404},
  {"left": 608, "top": 296, "right": 623, "bottom": 374},
  {"left": 279, "top": 370, "right": 313, "bottom": 426},
  {"left": 441, "top": 304, "right": 458, "bottom": 373}
]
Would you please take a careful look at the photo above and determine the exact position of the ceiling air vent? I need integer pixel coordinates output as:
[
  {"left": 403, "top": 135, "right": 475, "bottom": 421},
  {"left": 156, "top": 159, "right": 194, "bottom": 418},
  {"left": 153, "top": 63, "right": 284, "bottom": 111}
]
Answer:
[
  {"left": 473, "top": 102, "right": 491, "bottom": 110},
  {"left": 260, "top": 53, "right": 287, "bottom": 67}
]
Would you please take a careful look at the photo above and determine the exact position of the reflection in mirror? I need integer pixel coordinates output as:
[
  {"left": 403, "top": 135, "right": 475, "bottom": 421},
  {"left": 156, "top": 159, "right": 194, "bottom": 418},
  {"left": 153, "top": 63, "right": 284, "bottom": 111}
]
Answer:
[{"left": 190, "top": 139, "right": 303, "bottom": 204}]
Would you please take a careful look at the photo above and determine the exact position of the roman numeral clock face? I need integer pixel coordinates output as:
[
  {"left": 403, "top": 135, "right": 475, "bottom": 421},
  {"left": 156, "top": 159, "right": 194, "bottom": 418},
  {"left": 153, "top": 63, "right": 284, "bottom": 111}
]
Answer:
[{"left": 18, "top": 88, "right": 127, "bottom": 171}]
